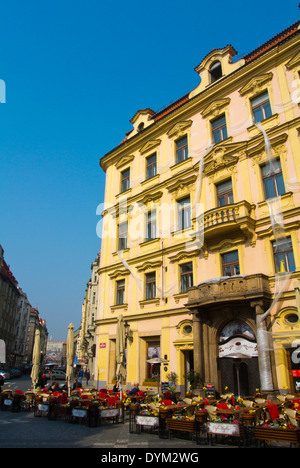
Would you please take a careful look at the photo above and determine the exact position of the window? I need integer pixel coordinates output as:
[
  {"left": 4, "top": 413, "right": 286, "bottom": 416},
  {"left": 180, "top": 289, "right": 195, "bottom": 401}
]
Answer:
[
  {"left": 272, "top": 238, "right": 295, "bottom": 273},
  {"left": 116, "top": 279, "right": 125, "bottom": 305},
  {"left": 146, "top": 210, "right": 156, "bottom": 241},
  {"left": 146, "top": 341, "right": 160, "bottom": 379},
  {"left": 118, "top": 222, "right": 128, "bottom": 250},
  {"left": 180, "top": 262, "right": 193, "bottom": 293},
  {"left": 210, "top": 61, "right": 222, "bottom": 83},
  {"left": 177, "top": 196, "right": 191, "bottom": 230},
  {"left": 251, "top": 91, "right": 272, "bottom": 123},
  {"left": 121, "top": 168, "right": 130, "bottom": 192},
  {"left": 261, "top": 159, "right": 285, "bottom": 199},
  {"left": 222, "top": 250, "right": 240, "bottom": 276},
  {"left": 145, "top": 272, "right": 156, "bottom": 300},
  {"left": 175, "top": 135, "right": 188, "bottom": 163},
  {"left": 211, "top": 115, "right": 228, "bottom": 144},
  {"left": 146, "top": 153, "right": 157, "bottom": 179},
  {"left": 217, "top": 179, "right": 233, "bottom": 206}
]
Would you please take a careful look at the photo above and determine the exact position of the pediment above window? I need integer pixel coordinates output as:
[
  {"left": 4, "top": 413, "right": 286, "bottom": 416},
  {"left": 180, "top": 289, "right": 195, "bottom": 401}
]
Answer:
[
  {"left": 201, "top": 98, "right": 230, "bottom": 118},
  {"left": 166, "top": 174, "right": 197, "bottom": 194},
  {"left": 286, "top": 52, "right": 300, "bottom": 69},
  {"left": 239, "top": 73, "right": 273, "bottom": 97},
  {"left": 167, "top": 120, "right": 193, "bottom": 138},
  {"left": 108, "top": 269, "right": 131, "bottom": 279},
  {"left": 136, "top": 260, "right": 162, "bottom": 271},
  {"left": 116, "top": 154, "right": 134, "bottom": 169},
  {"left": 139, "top": 139, "right": 161, "bottom": 154},
  {"left": 203, "top": 141, "right": 246, "bottom": 175}
]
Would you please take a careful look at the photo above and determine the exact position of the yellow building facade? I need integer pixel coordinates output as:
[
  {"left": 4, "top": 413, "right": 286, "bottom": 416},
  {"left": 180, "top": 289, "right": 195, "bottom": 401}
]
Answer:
[{"left": 95, "top": 20, "right": 300, "bottom": 396}]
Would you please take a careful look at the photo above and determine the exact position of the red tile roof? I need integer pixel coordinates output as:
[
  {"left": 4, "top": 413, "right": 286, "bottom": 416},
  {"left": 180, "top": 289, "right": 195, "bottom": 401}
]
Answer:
[
  {"left": 104, "top": 20, "right": 300, "bottom": 156},
  {"left": 243, "top": 20, "right": 300, "bottom": 63}
]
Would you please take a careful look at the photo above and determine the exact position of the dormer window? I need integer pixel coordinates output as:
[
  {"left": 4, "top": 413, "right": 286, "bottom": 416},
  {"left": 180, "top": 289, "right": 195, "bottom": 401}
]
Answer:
[
  {"left": 137, "top": 122, "right": 145, "bottom": 132},
  {"left": 209, "top": 61, "right": 222, "bottom": 83}
]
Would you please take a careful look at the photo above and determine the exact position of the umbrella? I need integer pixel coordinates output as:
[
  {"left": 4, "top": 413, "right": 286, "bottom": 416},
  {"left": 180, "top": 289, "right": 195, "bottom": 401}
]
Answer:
[
  {"left": 116, "top": 315, "right": 126, "bottom": 396},
  {"left": 31, "top": 329, "right": 41, "bottom": 392},
  {"left": 66, "top": 323, "right": 74, "bottom": 395}
]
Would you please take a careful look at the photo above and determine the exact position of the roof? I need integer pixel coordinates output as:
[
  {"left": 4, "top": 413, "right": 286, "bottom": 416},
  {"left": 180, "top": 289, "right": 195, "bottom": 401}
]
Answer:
[{"left": 102, "top": 19, "right": 300, "bottom": 159}]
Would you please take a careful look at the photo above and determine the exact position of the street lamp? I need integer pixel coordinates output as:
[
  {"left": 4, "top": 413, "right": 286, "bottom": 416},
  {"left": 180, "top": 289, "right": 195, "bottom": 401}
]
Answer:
[{"left": 124, "top": 320, "right": 130, "bottom": 337}]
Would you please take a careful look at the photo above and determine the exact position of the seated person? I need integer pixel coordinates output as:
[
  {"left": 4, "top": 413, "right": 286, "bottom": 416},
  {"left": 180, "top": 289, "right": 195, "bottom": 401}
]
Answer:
[
  {"left": 128, "top": 382, "right": 140, "bottom": 395},
  {"left": 112, "top": 381, "right": 120, "bottom": 393}
]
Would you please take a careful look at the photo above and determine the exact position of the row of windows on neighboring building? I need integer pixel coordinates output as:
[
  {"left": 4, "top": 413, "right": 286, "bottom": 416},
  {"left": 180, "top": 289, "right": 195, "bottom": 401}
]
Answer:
[
  {"left": 118, "top": 157, "right": 285, "bottom": 249},
  {"left": 114, "top": 237, "right": 296, "bottom": 305},
  {"left": 120, "top": 90, "right": 273, "bottom": 193}
]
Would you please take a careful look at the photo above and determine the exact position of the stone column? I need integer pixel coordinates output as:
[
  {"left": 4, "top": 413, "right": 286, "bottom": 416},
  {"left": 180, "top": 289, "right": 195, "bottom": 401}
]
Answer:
[
  {"left": 252, "top": 300, "right": 274, "bottom": 392},
  {"left": 192, "top": 311, "right": 204, "bottom": 384}
]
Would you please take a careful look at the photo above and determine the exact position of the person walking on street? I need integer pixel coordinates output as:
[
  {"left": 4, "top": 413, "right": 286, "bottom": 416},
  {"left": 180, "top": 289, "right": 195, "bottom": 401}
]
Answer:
[{"left": 85, "top": 369, "right": 90, "bottom": 386}]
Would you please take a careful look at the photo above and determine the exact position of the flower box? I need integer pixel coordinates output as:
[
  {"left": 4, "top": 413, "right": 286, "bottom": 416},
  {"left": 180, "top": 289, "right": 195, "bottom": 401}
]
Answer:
[
  {"left": 254, "top": 426, "right": 300, "bottom": 446},
  {"left": 166, "top": 418, "right": 196, "bottom": 433}
]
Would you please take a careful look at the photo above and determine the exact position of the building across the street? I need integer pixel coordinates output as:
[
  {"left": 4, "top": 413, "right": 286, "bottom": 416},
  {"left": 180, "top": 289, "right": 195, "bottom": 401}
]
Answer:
[{"left": 94, "top": 17, "right": 300, "bottom": 396}]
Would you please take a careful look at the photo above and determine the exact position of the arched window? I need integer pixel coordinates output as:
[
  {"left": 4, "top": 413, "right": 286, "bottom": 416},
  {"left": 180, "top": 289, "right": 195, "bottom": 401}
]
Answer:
[
  {"left": 219, "top": 320, "right": 255, "bottom": 342},
  {"left": 209, "top": 60, "right": 222, "bottom": 83}
]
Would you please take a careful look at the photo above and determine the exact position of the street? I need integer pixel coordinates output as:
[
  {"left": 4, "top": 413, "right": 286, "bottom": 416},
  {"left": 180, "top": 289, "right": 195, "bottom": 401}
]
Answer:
[{"left": 0, "top": 376, "right": 289, "bottom": 450}]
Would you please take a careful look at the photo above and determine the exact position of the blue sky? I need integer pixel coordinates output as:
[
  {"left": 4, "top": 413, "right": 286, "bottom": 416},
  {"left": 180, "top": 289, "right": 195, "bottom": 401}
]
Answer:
[{"left": 0, "top": 1, "right": 299, "bottom": 341}]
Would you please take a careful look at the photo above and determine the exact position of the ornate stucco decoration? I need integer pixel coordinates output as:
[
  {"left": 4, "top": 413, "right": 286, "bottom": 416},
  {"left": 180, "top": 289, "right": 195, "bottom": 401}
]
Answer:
[
  {"left": 203, "top": 141, "right": 245, "bottom": 176},
  {"left": 136, "top": 260, "right": 162, "bottom": 272},
  {"left": 167, "top": 120, "right": 193, "bottom": 139},
  {"left": 239, "top": 73, "right": 273, "bottom": 98},
  {"left": 201, "top": 98, "right": 230, "bottom": 119}
]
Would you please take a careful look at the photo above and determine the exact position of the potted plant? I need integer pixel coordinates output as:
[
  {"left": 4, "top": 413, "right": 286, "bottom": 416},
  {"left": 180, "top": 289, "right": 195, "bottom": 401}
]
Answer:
[{"left": 184, "top": 370, "right": 202, "bottom": 394}]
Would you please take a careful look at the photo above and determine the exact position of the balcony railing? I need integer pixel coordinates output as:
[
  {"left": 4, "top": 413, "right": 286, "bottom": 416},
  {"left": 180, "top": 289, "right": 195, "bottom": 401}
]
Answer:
[{"left": 203, "top": 200, "right": 256, "bottom": 242}]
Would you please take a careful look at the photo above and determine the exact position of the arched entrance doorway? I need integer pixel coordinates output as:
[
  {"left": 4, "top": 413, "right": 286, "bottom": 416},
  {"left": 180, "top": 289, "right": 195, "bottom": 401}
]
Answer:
[{"left": 218, "top": 320, "right": 260, "bottom": 396}]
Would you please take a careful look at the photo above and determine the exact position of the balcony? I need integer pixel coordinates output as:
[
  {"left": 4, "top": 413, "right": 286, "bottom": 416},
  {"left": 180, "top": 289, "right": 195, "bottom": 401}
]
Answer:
[
  {"left": 186, "top": 273, "right": 271, "bottom": 309},
  {"left": 203, "top": 200, "right": 256, "bottom": 245}
]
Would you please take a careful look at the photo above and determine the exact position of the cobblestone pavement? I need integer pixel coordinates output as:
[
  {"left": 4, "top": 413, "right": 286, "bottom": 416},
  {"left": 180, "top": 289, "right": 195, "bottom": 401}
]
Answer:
[{"left": 0, "top": 409, "right": 289, "bottom": 450}]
